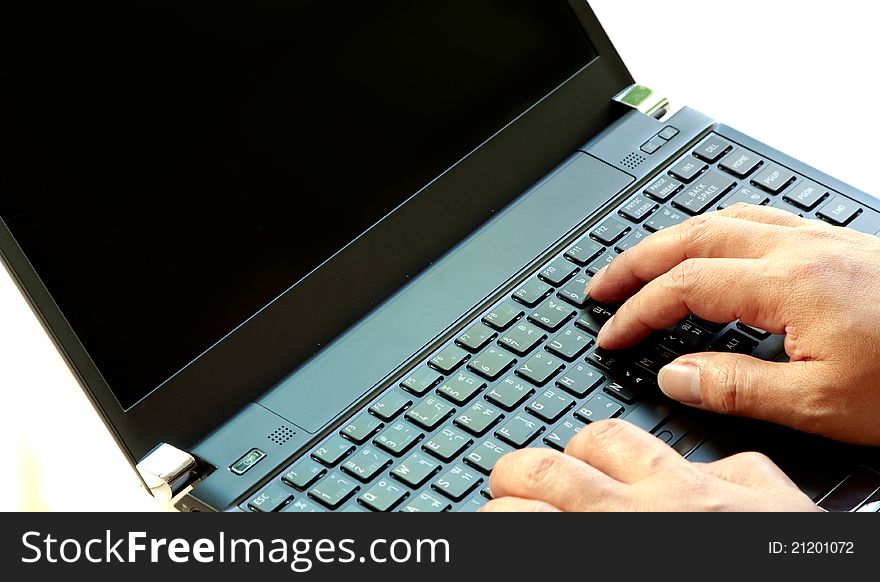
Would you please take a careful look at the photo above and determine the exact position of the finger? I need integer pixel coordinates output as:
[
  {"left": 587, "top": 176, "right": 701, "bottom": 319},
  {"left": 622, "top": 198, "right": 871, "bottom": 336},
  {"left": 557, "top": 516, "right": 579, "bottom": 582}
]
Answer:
[
  {"left": 716, "top": 202, "right": 808, "bottom": 227},
  {"left": 489, "top": 448, "right": 626, "bottom": 511},
  {"left": 564, "top": 418, "right": 688, "bottom": 483},
  {"left": 696, "top": 451, "right": 800, "bottom": 493},
  {"left": 596, "top": 257, "right": 784, "bottom": 349},
  {"left": 479, "top": 496, "right": 561, "bottom": 513}
]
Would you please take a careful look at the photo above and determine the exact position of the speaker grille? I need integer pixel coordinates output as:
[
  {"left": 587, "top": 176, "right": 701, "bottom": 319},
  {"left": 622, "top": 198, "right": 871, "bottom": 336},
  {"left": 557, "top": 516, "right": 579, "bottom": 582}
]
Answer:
[
  {"left": 268, "top": 426, "right": 295, "bottom": 446},
  {"left": 620, "top": 152, "right": 646, "bottom": 170}
]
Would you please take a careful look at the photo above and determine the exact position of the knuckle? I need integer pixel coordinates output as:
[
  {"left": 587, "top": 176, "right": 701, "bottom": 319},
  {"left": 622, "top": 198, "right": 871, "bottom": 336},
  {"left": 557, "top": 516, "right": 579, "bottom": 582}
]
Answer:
[
  {"left": 702, "top": 360, "right": 748, "bottom": 413},
  {"left": 518, "top": 451, "right": 566, "bottom": 491},
  {"left": 730, "top": 451, "right": 775, "bottom": 470},
  {"left": 679, "top": 213, "right": 715, "bottom": 247},
  {"left": 579, "top": 418, "right": 631, "bottom": 449},
  {"left": 666, "top": 258, "right": 703, "bottom": 294}
]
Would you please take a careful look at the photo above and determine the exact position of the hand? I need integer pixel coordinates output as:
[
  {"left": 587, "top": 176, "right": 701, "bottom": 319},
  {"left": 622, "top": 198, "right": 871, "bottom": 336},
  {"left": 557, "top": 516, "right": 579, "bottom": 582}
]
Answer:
[
  {"left": 482, "top": 419, "right": 817, "bottom": 511},
  {"left": 588, "top": 203, "right": 880, "bottom": 445}
]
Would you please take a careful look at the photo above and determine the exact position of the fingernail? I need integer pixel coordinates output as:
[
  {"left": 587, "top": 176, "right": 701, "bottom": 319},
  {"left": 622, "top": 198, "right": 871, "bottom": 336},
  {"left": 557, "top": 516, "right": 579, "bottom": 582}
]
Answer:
[
  {"left": 585, "top": 265, "right": 608, "bottom": 296},
  {"left": 596, "top": 314, "right": 614, "bottom": 347},
  {"left": 658, "top": 363, "right": 703, "bottom": 404}
]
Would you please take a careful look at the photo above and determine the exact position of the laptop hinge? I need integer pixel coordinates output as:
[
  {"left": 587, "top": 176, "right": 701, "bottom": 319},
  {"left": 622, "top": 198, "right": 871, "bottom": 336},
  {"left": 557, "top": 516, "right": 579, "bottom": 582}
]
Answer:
[
  {"left": 136, "top": 443, "right": 201, "bottom": 502},
  {"left": 613, "top": 84, "right": 670, "bottom": 120}
]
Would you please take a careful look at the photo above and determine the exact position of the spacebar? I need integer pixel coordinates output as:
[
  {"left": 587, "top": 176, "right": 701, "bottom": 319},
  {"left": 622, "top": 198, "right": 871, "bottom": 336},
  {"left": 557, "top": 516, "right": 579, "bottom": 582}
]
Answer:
[{"left": 622, "top": 396, "right": 677, "bottom": 433}]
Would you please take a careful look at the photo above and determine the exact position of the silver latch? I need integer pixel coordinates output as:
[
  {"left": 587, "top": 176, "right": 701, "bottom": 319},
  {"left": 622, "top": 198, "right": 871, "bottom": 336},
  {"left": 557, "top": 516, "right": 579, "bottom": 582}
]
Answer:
[
  {"left": 613, "top": 84, "right": 670, "bottom": 120},
  {"left": 136, "top": 443, "right": 198, "bottom": 502}
]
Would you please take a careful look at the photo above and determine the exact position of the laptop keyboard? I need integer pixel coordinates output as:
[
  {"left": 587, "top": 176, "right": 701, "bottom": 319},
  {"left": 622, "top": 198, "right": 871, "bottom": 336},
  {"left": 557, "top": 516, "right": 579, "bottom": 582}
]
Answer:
[{"left": 241, "top": 132, "right": 880, "bottom": 513}]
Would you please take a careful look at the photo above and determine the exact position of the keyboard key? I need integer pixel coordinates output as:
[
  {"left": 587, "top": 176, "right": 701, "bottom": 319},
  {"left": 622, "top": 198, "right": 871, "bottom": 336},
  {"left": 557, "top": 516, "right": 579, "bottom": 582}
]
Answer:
[
  {"left": 400, "top": 366, "right": 443, "bottom": 396},
  {"left": 672, "top": 170, "right": 736, "bottom": 215},
  {"left": 719, "top": 148, "right": 763, "bottom": 178},
  {"left": 640, "top": 138, "right": 663, "bottom": 154},
  {"left": 405, "top": 396, "right": 454, "bottom": 430},
  {"left": 309, "top": 472, "right": 359, "bottom": 509},
  {"left": 752, "top": 164, "right": 796, "bottom": 194},
  {"left": 437, "top": 370, "right": 486, "bottom": 404},
  {"left": 546, "top": 326, "right": 593, "bottom": 360},
  {"left": 688, "top": 314, "right": 727, "bottom": 332},
  {"left": 485, "top": 376, "right": 534, "bottom": 410},
  {"left": 564, "top": 236, "right": 604, "bottom": 266},
  {"left": 557, "top": 272, "right": 591, "bottom": 307},
  {"left": 669, "top": 158, "right": 708, "bottom": 183},
  {"left": 586, "top": 250, "right": 616, "bottom": 276},
  {"left": 783, "top": 180, "right": 829, "bottom": 210},
  {"left": 633, "top": 343, "right": 678, "bottom": 375},
  {"left": 312, "top": 434, "right": 356, "bottom": 466},
  {"left": 692, "top": 135, "right": 732, "bottom": 163},
  {"left": 644, "top": 206, "right": 687, "bottom": 232},
  {"left": 498, "top": 321, "right": 546, "bottom": 356},
  {"left": 527, "top": 388, "right": 575, "bottom": 423},
  {"left": 645, "top": 175, "right": 683, "bottom": 202},
  {"left": 482, "top": 301, "right": 523, "bottom": 331},
  {"left": 710, "top": 329, "right": 758, "bottom": 354},
  {"left": 662, "top": 320, "right": 713, "bottom": 354},
  {"left": 614, "top": 229, "right": 648, "bottom": 252},
  {"left": 585, "top": 345, "right": 631, "bottom": 371},
  {"left": 512, "top": 278, "right": 553, "bottom": 307},
  {"left": 619, "top": 195, "right": 659, "bottom": 223},
  {"left": 340, "top": 503, "right": 367, "bottom": 512},
  {"left": 247, "top": 484, "right": 293, "bottom": 512},
  {"left": 341, "top": 412, "right": 383, "bottom": 444},
  {"left": 467, "top": 346, "right": 515, "bottom": 381},
  {"left": 428, "top": 344, "right": 470, "bottom": 374},
  {"left": 591, "top": 216, "right": 631, "bottom": 245},
  {"left": 456, "top": 322, "right": 496, "bottom": 352},
  {"left": 517, "top": 351, "right": 564, "bottom": 386},
  {"left": 658, "top": 126, "right": 679, "bottom": 140},
  {"left": 281, "top": 498, "right": 326, "bottom": 513},
  {"left": 342, "top": 447, "right": 392, "bottom": 481},
  {"left": 458, "top": 496, "right": 489, "bottom": 512},
  {"left": 423, "top": 425, "right": 473, "bottom": 461},
  {"left": 465, "top": 439, "right": 512, "bottom": 474},
  {"left": 817, "top": 195, "right": 862, "bottom": 226},
  {"left": 391, "top": 452, "right": 440, "bottom": 488},
  {"left": 495, "top": 413, "right": 544, "bottom": 447},
  {"left": 374, "top": 421, "right": 423, "bottom": 455},
  {"left": 400, "top": 491, "right": 450, "bottom": 512},
  {"left": 359, "top": 479, "right": 408, "bottom": 511},
  {"left": 282, "top": 458, "right": 326, "bottom": 490},
  {"left": 454, "top": 400, "right": 503, "bottom": 436},
  {"left": 555, "top": 362, "right": 604, "bottom": 397},
  {"left": 575, "top": 300, "right": 618, "bottom": 335},
  {"left": 736, "top": 322, "right": 771, "bottom": 339},
  {"left": 538, "top": 257, "right": 579, "bottom": 286},
  {"left": 575, "top": 394, "right": 623, "bottom": 423},
  {"left": 432, "top": 464, "right": 482, "bottom": 501},
  {"left": 718, "top": 186, "right": 769, "bottom": 210},
  {"left": 369, "top": 391, "right": 412, "bottom": 421},
  {"left": 603, "top": 365, "right": 654, "bottom": 404},
  {"left": 770, "top": 197, "right": 805, "bottom": 216},
  {"left": 544, "top": 418, "right": 585, "bottom": 451},
  {"left": 528, "top": 298, "right": 576, "bottom": 332}
]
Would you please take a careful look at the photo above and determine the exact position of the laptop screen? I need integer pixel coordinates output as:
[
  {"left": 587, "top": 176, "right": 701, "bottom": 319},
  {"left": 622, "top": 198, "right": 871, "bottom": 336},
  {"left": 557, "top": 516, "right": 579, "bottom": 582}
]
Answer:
[{"left": 1, "top": 2, "right": 597, "bottom": 410}]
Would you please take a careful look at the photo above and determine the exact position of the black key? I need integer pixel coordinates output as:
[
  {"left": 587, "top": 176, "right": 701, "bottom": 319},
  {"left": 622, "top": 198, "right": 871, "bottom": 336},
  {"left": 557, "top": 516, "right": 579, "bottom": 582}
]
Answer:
[
  {"left": 669, "top": 158, "right": 708, "bottom": 183},
  {"left": 544, "top": 418, "right": 585, "bottom": 451},
  {"left": 564, "top": 236, "right": 604, "bottom": 266},
  {"left": 614, "top": 229, "right": 649, "bottom": 253},
  {"left": 817, "top": 195, "right": 862, "bottom": 226},
  {"left": 341, "top": 412, "right": 383, "bottom": 444},
  {"left": 359, "top": 479, "right": 407, "bottom": 512},
  {"left": 556, "top": 362, "right": 604, "bottom": 397},
  {"left": 369, "top": 391, "right": 412, "bottom": 421},
  {"left": 575, "top": 300, "right": 618, "bottom": 336},
  {"left": 644, "top": 206, "right": 687, "bottom": 232},
  {"left": 645, "top": 175, "right": 683, "bottom": 202},
  {"left": 547, "top": 326, "right": 593, "bottom": 361},
  {"left": 687, "top": 314, "right": 727, "bottom": 332},
  {"left": 342, "top": 447, "right": 392, "bottom": 482},
  {"left": 428, "top": 344, "right": 470, "bottom": 374},
  {"left": 482, "top": 301, "right": 523, "bottom": 331},
  {"left": 281, "top": 498, "right": 326, "bottom": 513},
  {"left": 557, "top": 272, "right": 591, "bottom": 307},
  {"left": 465, "top": 439, "right": 512, "bottom": 474},
  {"left": 485, "top": 375, "right": 534, "bottom": 410},
  {"left": 693, "top": 135, "right": 732, "bottom": 163},
  {"left": 658, "top": 126, "right": 679, "bottom": 140},
  {"left": 591, "top": 216, "right": 631, "bottom": 245},
  {"left": 312, "top": 434, "right": 356, "bottom": 466},
  {"left": 467, "top": 345, "right": 515, "bottom": 382},
  {"left": 633, "top": 343, "right": 678, "bottom": 375},
  {"left": 784, "top": 180, "right": 829, "bottom": 211},
  {"left": 528, "top": 298, "right": 576, "bottom": 332},
  {"left": 662, "top": 320, "right": 713, "bottom": 354},
  {"left": 517, "top": 351, "right": 564, "bottom": 386},
  {"left": 575, "top": 394, "right": 623, "bottom": 423},
  {"left": 736, "top": 322, "right": 771, "bottom": 339},
  {"left": 391, "top": 452, "right": 440, "bottom": 488},
  {"left": 513, "top": 278, "right": 553, "bottom": 307},
  {"left": 498, "top": 321, "right": 546, "bottom": 356},
  {"left": 539, "top": 257, "right": 579, "bottom": 286},
  {"left": 527, "top": 388, "right": 575, "bottom": 423},
  {"left": 400, "top": 491, "right": 450, "bottom": 512},
  {"left": 672, "top": 170, "right": 736, "bottom": 215},
  {"left": 454, "top": 400, "right": 503, "bottom": 436},
  {"left": 619, "top": 195, "right": 659, "bottom": 223},
  {"left": 374, "top": 421, "right": 423, "bottom": 455},
  {"left": 456, "top": 322, "right": 496, "bottom": 352},
  {"left": 718, "top": 186, "right": 769, "bottom": 210},
  {"left": 719, "top": 148, "right": 763, "bottom": 178},
  {"left": 586, "top": 345, "right": 631, "bottom": 371},
  {"left": 405, "top": 396, "right": 455, "bottom": 430},
  {"left": 401, "top": 366, "right": 443, "bottom": 396},
  {"left": 495, "top": 413, "right": 544, "bottom": 447},
  {"left": 603, "top": 364, "right": 654, "bottom": 404},
  {"left": 309, "top": 471, "right": 359, "bottom": 509},
  {"left": 751, "top": 164, "right": 796, "bottom": 194},
  {"left": 586, "top": 251, "right": 617, "bottom": 276},
  {"left": 710, "top": 330, "right": 758, "bottom": 354},
  {"left": 432, "top": 464, "right": 482, "bottom": 501},
  {"left": 247, "top": 484, "right": 293, "bottom": 512},
  {"left": 282, "top": 458, "right": 326, "bottom": 490},
  {"left": 423, "top": 424, "right": 473, "bottom": 462},
  {"left": 437, "top": 370, "right": 486, "bottom": 405},
  {"left": 458, "top": 496, "right": 489, "bottom": 512}
]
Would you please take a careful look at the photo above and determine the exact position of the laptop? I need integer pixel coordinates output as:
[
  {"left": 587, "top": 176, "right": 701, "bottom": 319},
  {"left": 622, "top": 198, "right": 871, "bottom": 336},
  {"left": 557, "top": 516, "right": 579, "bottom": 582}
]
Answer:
[{"left": 2, "top": 1, "right": 879, "bottom": 513}]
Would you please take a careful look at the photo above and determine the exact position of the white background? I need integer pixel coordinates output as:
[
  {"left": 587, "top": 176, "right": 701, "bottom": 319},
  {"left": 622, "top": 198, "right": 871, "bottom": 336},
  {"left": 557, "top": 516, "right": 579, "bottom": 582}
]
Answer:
[{"left": 2, "top": 0, "right": 878, "bottom": 511}]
